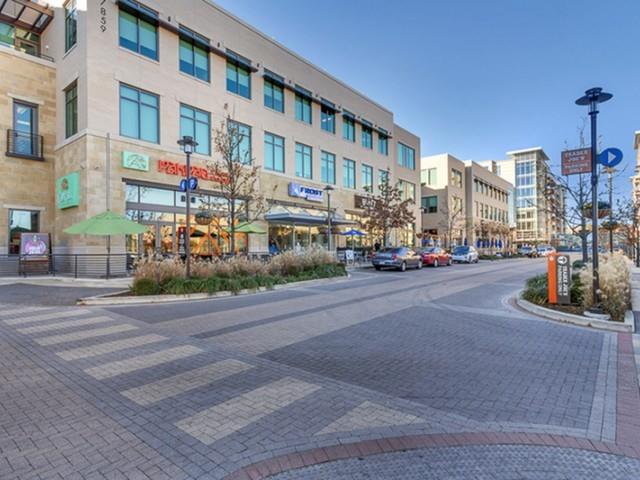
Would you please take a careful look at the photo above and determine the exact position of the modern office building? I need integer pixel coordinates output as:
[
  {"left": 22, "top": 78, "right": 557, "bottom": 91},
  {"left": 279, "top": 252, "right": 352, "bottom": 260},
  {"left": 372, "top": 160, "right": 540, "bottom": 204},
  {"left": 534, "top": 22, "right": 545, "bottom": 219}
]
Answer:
[
  {"left": 496, "top": 147, "right": 563, "bottom": 245},
  {"left": 1, "top": 0, "right": 421, "bottom": 258},
  {"left": 420, "top": 154, "right": 513, "bottom": 250},
  {"left": 633, "top": 131, "right": 640, "bottom": 203}
]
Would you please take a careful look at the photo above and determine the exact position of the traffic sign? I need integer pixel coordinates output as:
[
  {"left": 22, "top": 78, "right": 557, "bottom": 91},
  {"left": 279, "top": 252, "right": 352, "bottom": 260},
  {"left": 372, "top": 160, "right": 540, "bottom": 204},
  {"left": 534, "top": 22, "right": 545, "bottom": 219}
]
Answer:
[
  {"left": 179, "top": 179, "right": 187, "bottom": 192},
  {"left": 188, "top": 177, "right": 198, "bottom": 190},
  {"left": 598, "top": 148, "right": 623, "bottom": 168}
]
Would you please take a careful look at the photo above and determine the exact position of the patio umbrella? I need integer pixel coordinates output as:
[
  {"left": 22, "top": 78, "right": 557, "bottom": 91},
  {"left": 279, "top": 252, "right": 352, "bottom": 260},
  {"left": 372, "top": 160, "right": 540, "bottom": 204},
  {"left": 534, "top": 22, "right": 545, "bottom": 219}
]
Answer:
[
  {"left": 340, "top": 228, "right": 365, "bottom": 248},
  {"left": 64, "top": 210, "right": 147, "bottom": 236},
  {"left": 224, "top": 222, "right": 267, "bottom": 234}
]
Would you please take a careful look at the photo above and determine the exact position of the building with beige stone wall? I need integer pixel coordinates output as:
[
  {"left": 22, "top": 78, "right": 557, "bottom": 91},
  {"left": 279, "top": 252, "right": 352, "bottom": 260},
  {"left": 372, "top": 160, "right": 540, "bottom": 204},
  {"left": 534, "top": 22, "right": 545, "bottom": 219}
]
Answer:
[
  {"left": 0, "top": 0, "right": 421, "bottom": 260},
  {"left": 633, "top": 131, "right": 640, "bottom": 203},
  {"left": 420, "top": 154, "right": 513, "bottom": 251}
]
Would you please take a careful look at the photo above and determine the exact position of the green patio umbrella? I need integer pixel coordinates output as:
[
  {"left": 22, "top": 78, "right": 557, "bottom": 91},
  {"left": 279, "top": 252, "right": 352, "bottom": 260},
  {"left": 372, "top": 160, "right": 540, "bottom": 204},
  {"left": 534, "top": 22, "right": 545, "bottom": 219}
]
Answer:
[
  {"left": 224, "top": 222, "right": 267, "bottom": 234},
  {"left": 64, "top": 210, "right": 147, "bottom": 236}
]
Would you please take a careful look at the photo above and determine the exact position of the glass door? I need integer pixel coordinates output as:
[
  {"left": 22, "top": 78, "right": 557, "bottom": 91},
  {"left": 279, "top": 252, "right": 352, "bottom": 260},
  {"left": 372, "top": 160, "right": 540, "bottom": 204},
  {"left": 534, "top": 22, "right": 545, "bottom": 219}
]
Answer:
[{"left": 13, "top": 101, "right": 37, "bottom": 156}]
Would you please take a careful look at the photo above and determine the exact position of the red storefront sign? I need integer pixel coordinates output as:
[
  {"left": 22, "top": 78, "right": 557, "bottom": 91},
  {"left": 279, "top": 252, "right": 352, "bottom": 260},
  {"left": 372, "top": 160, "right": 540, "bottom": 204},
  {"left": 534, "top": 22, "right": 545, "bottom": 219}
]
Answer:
[
  {"left": 157, "top": 160, "right": 229, "bottom": 184},
  {"left": 561, "top": 148, "right": 592, "bottom": 176}
]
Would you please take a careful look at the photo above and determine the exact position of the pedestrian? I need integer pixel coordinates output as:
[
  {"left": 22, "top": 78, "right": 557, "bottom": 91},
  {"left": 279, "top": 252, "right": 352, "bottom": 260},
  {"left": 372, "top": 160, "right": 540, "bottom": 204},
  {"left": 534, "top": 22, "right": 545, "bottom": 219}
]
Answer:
[{"left": 374, "top": 240, "right": 381, "bottom": 252}]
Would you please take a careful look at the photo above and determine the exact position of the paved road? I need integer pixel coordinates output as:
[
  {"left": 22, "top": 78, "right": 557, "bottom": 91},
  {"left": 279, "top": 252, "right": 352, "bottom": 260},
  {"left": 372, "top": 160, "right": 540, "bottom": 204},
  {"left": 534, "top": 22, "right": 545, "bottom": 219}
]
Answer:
[{"left": 1, "top": 258, "right": 639, "bottom": 479}]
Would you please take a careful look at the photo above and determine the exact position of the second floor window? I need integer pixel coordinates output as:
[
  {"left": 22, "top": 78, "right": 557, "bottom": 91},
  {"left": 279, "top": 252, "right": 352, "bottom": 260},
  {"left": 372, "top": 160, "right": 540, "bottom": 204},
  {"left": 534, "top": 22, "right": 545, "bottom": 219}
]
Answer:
[
  {"left": 264, "top": 132, "right": 284, "bottom": 172},
  {"left": 119, "top": 3, "right": 158, "bottom": 61},
  {"left": 378, "top": 169, "right": 389, "bottom": 189},
  {"left": 120, "top": 83, "right": 159, "bottom": 143},
  {"left": 361, "top": 123, "right": 373, "bottom": 149},
  {"left": 295, "top": 143, "right": 312, "bottom": 179},
  {"left": 321, "top": 102, "right": 335, "bottom": 133},
  {"left": 295, "top": 87, "right": 312, "bottom": 124},
  {"left": 64, "top": 82, "right": 78, "bottom": 139},
  {"left": 451, "top": 168, "right": 463, "bottom": 188},
  {"left": 378, "top": 132, "right": 388, "bottom": 155},
  {"left": 226, "top": 51, "right": 251, "bottom": 99},
  {"left": 398, "top": 180, "right": 416, "bottom": 201},
  {"left": 65, "top": 0, "right": 77, "bottom": 52},
  {"left": 321, "top": 151, "right": 336, "bottom": 184},
  {"left": 179, "top": 26, "right": 209, "bottom": 82},
  {"left": 180, "top": 104, "right": 210, "bottom": 155},
  {"left": 228, "top": 120, "right": 252, "bottom": 164},
  {"left": 342, "top": 113, "right": 355, "bottom": 142},
  {"left": 361, "top": 164, "right": 373, "bottom": 192},
  {"left": 343, "top": 158, "right": 356, "bottom": 189},
  {"left": 422, "top": 196, "right": 437, "bottom": 213},
  {"left": 422, "top": 167, "right": 437, "bottom": 186},
  {"left": 397, "top": 142, "right": 416, "bottom": 169},
  {"left": 264, "top": 72, "right": 284, "bottom": 113}
]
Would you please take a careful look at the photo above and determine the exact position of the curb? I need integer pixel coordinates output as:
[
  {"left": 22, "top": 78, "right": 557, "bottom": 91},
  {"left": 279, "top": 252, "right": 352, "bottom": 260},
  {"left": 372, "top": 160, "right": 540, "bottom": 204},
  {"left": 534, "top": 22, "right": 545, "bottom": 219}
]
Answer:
[
  {"left": 516, "top": 291, "right": 634, "bottom": 333},
  {"left": 77, "top": 274, "right": 350, "bottom": 306}
]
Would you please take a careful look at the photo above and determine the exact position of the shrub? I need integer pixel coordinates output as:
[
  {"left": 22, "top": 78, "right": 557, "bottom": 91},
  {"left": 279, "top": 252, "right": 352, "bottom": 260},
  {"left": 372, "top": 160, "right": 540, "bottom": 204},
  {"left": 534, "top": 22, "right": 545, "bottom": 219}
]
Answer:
[
  {"left": 572, "top": 260, "right": 586, "bottom": 270},
  {"left": 132, "top": 277, "right": 160, "bottom": 296},
  {"left": 579, "top": 252, "right": 631, "bottom": 321},
  {"left": 522, "top": 274, "right": 548, "bottom": 305},
  {"left": 134, "top": 256, "right": 184, "bottom": 284}
]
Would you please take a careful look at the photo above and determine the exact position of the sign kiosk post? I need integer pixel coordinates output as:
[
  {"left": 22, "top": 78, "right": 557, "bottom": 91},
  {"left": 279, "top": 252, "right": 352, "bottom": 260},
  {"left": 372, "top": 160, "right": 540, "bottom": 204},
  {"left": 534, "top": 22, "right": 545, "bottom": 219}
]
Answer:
[{"left": 548, "top": 253, "right": 571, "bottom": 305}]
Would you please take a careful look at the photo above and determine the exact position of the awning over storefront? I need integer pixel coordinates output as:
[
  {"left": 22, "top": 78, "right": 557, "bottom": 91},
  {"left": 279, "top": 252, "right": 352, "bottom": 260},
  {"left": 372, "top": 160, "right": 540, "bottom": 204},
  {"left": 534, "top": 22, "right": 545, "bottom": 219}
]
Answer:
[
  {"left": 265, "top": 205, "right": 354, "bottom": 226},
  {"left": 0, "top": 0, "right": 53, "bottom": 34}
]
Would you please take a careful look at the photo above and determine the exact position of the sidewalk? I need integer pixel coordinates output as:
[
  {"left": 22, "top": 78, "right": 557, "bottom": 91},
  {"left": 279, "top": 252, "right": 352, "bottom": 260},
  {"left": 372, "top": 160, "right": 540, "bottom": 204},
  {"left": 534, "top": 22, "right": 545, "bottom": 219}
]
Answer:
[{"left": 0, "top": 275, "right": 131, "bottom": 289}]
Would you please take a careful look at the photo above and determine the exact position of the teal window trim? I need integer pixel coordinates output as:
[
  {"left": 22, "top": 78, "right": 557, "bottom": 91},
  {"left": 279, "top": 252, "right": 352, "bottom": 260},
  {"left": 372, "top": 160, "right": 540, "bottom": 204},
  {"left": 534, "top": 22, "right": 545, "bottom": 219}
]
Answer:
[
  {"left": 119, "top": 83, "right": 159, "bottom": 143},
  {"left": 264, "top": 131, "right": 285, "bottom": 172},
  {"left": 361, "top": 164, "right": 373, "bottom": 192},
  {"left": 179, "top": 25, "right": 210, "bottom": 82},
  {"left": 264, "top": 71, "right": 284, "bottom": 113},
  {"left": 179, "top": 103, "right": 211, "bottom": 155},
  {"left": 118, "top": 1, "right": 159, "bottom": 61},
  {"left": 228, "top": 120, "right": 252, "bottom": 164},
  {"left": 64, "top": 0, "right": 77, "bottom": 52},
  {"left": 295, "top": 142, "right": 312, "bottom": 179},
  {"left": 64, "top": 82, "right": 78, "bottom": 139},
  {"left": 321, "top": 150, "right": 336, "bottom": 184},
  {"left": 343, "top": 158, "right": 356, "bottom": 189}
]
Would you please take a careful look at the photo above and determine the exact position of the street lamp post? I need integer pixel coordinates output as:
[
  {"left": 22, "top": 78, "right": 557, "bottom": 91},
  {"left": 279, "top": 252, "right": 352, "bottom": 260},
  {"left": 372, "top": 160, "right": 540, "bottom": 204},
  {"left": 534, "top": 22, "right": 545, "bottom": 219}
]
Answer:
[
  {"left": 177, "top": 135, "right": 198, "bottom": 278},
  {"left": 324, "top": 185, "right": 334, "bottom": 252},
  {"left": 575, "top": 87, "right": 613, "bottom": 312},
  {"left": 604, "top": 167, "right": 616, "bottom": 253}
]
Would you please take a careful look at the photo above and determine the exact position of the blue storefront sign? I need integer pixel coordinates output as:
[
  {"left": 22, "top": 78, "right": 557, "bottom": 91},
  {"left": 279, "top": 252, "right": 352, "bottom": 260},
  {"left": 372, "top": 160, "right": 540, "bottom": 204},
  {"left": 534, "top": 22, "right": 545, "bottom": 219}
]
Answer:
[{"left": 288, "top": 182, "right": 324, "bottom": 203}]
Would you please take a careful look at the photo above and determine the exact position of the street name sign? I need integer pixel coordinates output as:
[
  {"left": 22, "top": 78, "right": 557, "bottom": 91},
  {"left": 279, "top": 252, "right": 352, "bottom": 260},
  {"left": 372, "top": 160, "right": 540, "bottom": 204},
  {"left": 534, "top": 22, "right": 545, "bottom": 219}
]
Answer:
[{"left": 561, "top": 148, "right": 591, "bottom": 175}]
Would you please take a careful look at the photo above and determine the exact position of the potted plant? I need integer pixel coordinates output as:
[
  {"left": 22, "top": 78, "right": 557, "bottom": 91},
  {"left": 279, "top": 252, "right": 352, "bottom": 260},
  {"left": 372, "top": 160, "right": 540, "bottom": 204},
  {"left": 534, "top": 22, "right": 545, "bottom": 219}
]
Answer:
[
  {"left": 195, "top": 209, "right": 213, "bottom": 225},
  {"left": 583, "top": 201, "right": 610, "bottom": 219}
]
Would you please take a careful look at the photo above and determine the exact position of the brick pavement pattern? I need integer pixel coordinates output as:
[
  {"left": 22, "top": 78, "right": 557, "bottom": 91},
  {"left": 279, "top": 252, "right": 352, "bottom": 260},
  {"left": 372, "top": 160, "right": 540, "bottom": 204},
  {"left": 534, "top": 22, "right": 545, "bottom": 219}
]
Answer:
[{"left": 0, "top": 261, "right": 638, "bottom": 479}]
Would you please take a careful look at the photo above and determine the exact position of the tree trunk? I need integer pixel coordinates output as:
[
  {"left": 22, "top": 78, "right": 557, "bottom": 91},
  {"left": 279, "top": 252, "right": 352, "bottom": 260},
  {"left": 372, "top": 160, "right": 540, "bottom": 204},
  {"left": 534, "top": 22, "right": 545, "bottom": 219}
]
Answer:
[
  {"left": 581, "top": 215, "right": 588, "bottom": 263},
  {"left": 229, "top": 200, "right": 236, "bottom": 256}
]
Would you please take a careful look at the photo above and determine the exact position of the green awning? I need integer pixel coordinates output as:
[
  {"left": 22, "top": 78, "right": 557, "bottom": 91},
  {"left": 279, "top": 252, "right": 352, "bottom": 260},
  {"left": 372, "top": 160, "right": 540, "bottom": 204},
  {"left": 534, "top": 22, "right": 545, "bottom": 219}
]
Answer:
[{"left": 224, "top": 222, "right": 267, "bottom": 234}]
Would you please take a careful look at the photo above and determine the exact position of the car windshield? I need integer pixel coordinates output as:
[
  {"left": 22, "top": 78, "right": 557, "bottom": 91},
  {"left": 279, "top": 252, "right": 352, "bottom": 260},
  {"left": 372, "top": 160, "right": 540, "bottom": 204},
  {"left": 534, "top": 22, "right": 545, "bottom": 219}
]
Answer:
[
  {"left": 422, "top": 248, "right": 436, "bottom": 253},
  {"left": 380, "top": 248, "right": 402, "bottom": 254},
  {"left": 453, "top": 247, "right": 469, "bottom": 254}
]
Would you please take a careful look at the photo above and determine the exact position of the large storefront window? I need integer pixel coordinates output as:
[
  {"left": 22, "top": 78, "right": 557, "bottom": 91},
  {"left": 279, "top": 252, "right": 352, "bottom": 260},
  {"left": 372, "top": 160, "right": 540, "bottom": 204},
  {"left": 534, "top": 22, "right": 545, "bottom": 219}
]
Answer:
[{"left": 8, "top": 209, "right": 39, "bottom": 254}]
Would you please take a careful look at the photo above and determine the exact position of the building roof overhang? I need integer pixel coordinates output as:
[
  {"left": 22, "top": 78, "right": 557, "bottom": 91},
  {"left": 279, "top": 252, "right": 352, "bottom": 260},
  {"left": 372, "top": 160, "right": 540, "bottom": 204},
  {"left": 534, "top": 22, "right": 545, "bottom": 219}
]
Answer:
[{"left": 0, "top": 0, "right": 54, "bottom": 34}]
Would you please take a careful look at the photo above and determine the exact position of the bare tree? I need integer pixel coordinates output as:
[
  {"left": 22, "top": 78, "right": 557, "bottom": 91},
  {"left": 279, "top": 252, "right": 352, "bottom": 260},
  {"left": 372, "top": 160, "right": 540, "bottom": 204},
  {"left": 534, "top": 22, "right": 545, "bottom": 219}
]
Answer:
[
  {"left": 205, "top": 114, "right": 272, "bottom": 255},
  {"left": 437, "top": 197, "right": 464, "bottom": 249},
  {"left": 615, "top": 198, "right": 640, "bottom": 267},
  {"left": 360, "top": 169, "right": 416, "bottom": 247}
]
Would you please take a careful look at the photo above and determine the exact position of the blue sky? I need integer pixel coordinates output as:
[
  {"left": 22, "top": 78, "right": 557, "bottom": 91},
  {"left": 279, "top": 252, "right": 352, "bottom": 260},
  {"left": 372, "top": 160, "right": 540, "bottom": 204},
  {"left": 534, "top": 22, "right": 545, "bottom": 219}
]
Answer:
[{"left": 214, "top": 0, "right": 639, "bottom": 200}]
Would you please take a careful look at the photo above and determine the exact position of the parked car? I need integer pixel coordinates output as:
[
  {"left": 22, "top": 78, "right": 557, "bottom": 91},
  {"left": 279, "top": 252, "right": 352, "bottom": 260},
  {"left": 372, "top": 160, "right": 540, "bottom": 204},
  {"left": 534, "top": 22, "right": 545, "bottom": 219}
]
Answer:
[
  {"left": 518, "top": 245, "right": 537, "bottom": 258},
  {"left": 420, "top": 247, "right": 452, "bottom": 267},
  {"left": 372, "top": 247, "right": 422, "bottom": 271},
  {"left": 451, "top": 246, "right": 479, "bottom": 264},
  {"left": 536, "top": 245, "right": 556, "bottom": 257}
]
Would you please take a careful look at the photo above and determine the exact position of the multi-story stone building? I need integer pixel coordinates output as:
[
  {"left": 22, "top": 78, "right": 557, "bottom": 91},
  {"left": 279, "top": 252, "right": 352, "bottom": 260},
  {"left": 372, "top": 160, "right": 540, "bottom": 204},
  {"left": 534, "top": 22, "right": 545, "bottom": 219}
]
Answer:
[
  {"left": 420, "top": 154, "right": 513, "bottom": 251},
  {"left": 1, "top": 0, "right": 421, "bottom": 258},
  {"left": 633, "top": 131, "right": 640, "bottom": 203},
  {"left": 496, "top": 147, "right": 563, "bottom": 246}
]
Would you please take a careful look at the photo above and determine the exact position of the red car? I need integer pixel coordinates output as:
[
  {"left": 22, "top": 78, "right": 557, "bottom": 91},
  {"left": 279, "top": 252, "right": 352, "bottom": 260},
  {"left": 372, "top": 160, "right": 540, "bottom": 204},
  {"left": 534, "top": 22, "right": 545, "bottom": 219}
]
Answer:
[{"left": 420, "top": 247, "right": 452, "bottom": 267}]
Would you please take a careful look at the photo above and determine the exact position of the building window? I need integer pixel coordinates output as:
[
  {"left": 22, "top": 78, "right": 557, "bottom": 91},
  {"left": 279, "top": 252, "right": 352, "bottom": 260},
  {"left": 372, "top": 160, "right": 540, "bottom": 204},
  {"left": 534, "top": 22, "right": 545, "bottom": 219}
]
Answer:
[
  {"left": 228, "top": 120, "right": 251, "bottom": 164},
  {"left": 0, "top": 21, "right": 41, "bottom": 56},
  {"left": 64, "top": 82, "right": 78, "bottom": 139},
  {"left": 226, "top": 50, "right": 251, "bottom": 99},
  {"left": 180, "top": 104, "right": 210, "bottom": 155},
  {"left": 378, "top": 169, "right": 389, "bottom": 189},
  {"left": 422, "top": 196, "right": 437, "bottom": 213},
  {"left": 361, "top": 164, "right": 373, "bottom": 192},
  {"left": 295, "top": 87, "right": 312, "bottom": 124},
  {"left": 397, "top": 142, "right": 415, "bottom": 169},
  {"left": 321, "top": 151, "right": 336, "bottom": 184},
  {"left": 119, "top": 2, "right": 159, "bottom": 60},
  {"left": 120, "top": 84, "right": 159, "bottom": 143},
  {"left": 179, "top": 26, "right": 209, "bottom": 82},
  {"left": 398, "top": 180, "right": 416, "bottom": 201},
  {"left": 295, "top": 143, "right": 312, "bottom": 179},
  {"left": 361, "top": 123, "right": 373, "bottom": 149},
  {"left": 264, "top": 71, "right": 284, "bottom": 113},
  {"left": 343, "top": 158, "right": 356, "bottom": 189},
  {"left": 450, "top": 168, "right": 463, "bottom": 188},
  {"left": 421, "top": 167, "right": 437, "bottom": 186},
  {"left": 378, "top": 131, "right": 388, "bottom": 155},
  {"left": 64, "top": 0, "right": 77, "bottom": 52},
  {"left": 8, "top": 209, "right": 39, "bottom": 255},
  {"left": 11, "top": 100, "right": 39, "bottom": 157},
  {"left": 321, "top": 101, "right": 335, "bottom": 133},
  {"left": 342, "top": 113, "right": 355, "bottom": 142},
  {"left": 264, "top": 132, "right": 284, "bottom": 172},
  {"left": 452, "top": 196, "right": 463, "bottom": 214}
]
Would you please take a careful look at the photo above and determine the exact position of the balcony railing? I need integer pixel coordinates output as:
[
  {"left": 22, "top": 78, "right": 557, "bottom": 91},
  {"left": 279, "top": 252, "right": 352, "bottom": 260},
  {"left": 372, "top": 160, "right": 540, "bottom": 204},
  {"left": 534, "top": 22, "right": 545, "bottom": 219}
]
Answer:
[{"left": 6, "top": 129, "right": 44, "bottom": 160}]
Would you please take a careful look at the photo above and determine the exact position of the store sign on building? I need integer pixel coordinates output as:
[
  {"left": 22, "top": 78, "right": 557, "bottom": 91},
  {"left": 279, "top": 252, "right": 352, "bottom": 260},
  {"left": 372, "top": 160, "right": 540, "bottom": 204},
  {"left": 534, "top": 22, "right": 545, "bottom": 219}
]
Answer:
[
  {"left": 354, "top": 194, "right": 375, "bottom": 210},
  {"left": 122, "top": 151, "right": 149, "bottom": 171},
  {"left": 561, "top": 148, "right": 591, "bottom": 176},
  {"left": 288, "top": 182, "right": 323, "bottom": 202},
  {"left": 56, "top": 172, "right": 81, "bottom": 209},
  {"left": 157, "top": 160, "right": 229, "bottom": 184}
]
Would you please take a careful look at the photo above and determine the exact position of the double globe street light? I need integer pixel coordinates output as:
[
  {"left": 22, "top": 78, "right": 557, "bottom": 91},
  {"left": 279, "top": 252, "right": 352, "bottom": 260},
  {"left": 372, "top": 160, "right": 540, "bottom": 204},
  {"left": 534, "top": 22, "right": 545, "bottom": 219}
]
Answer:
[{"left": 177, "top": 135, "right": 199, "bottom": 278}]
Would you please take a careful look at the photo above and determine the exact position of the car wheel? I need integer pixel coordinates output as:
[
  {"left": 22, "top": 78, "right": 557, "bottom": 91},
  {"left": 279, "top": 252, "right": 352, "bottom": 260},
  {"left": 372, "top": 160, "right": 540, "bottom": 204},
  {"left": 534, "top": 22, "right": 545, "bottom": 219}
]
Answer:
[
  {"left": 399, "top": 261, "right": 407, "bottom": 272},
  {"left": 374, "top": 266, "right": 381, "bottom": 271},
  {"left": 474, "top": 258, "right": 479, "bottom": 263},
  {"left": 433, "top": 259, "right": 439, "bottom": 268},
  {"left": 417, "top": 260, "right": 423, "bottom": 270}
]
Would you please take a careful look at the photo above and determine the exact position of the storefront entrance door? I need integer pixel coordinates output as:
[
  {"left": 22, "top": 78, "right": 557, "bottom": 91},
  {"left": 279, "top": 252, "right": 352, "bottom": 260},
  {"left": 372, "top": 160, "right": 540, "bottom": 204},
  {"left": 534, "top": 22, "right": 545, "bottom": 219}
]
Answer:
[{"left": 140, "top": 222, "right": 175, "bottom": 256}]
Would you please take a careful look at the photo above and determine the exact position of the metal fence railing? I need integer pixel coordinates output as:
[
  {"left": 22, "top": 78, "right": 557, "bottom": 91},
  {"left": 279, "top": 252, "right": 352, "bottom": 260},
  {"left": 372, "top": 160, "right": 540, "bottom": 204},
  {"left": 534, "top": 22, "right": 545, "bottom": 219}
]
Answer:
[
  {"left": 0, "top": 254, "right": 135, "bottom": 279},
  {"left": 6, "top": 129, "right": 44, "bottom": 160}
]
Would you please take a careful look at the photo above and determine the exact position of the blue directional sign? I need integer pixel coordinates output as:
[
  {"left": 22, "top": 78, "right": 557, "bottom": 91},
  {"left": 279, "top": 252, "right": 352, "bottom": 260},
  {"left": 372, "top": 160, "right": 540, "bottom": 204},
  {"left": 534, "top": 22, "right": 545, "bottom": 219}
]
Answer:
[
  {"left": 188, "top": 177, "right": 198, "bottom": 191},
  {"left": 599, "top": 148, "right": 623, "bottom": 168},
  {"left": 179, "top": 179, "right": 187, "bottom": 192}
]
